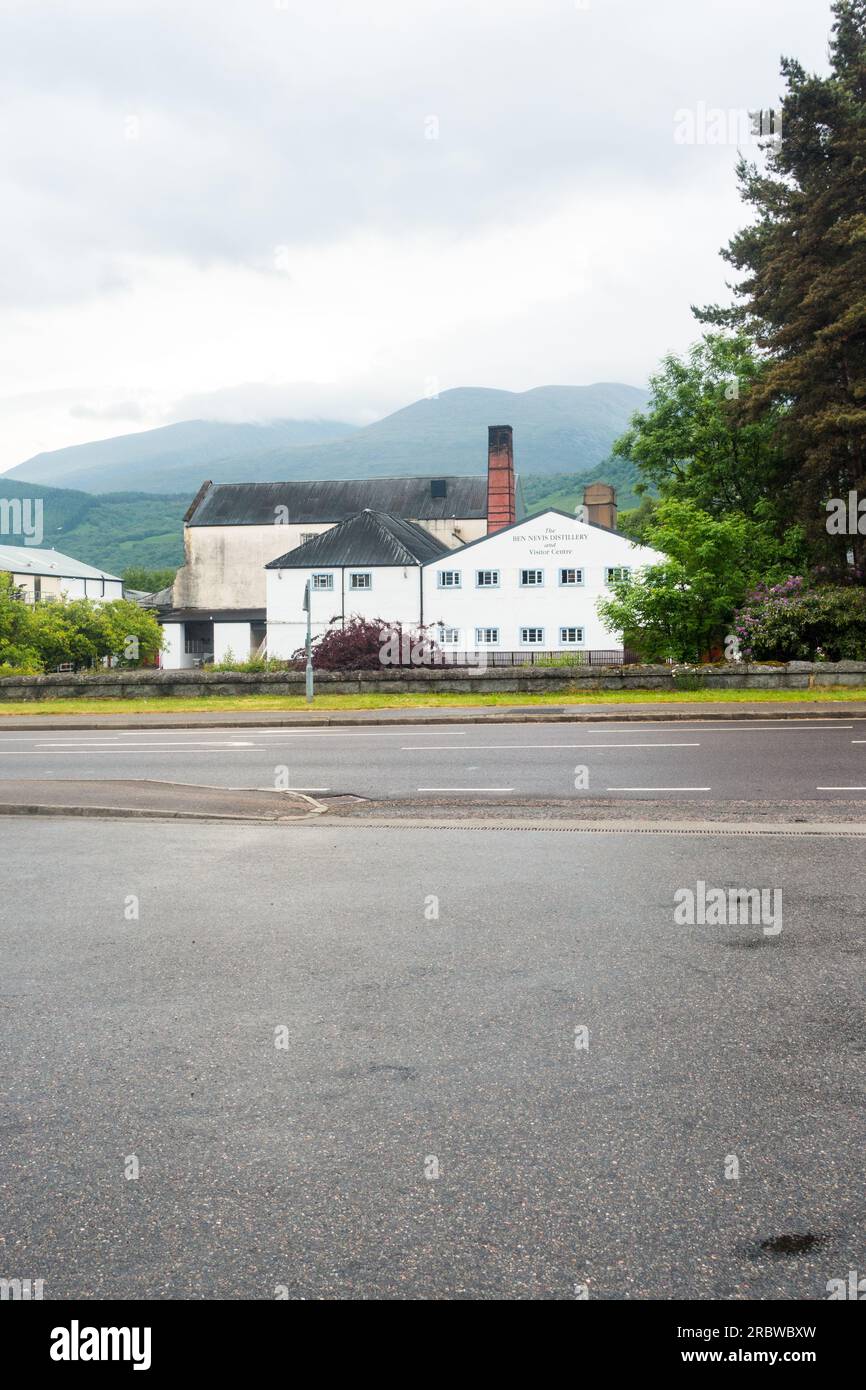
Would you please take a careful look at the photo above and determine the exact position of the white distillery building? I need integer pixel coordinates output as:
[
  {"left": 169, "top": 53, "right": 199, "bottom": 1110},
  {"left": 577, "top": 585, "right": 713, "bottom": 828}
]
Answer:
[
  {"left": 265, "top": 506, "right": 663, "bottom": 661},
  {"left": 266, "top": 511, "right": 450, "bottom": 659},
  {"left": 158, "top": 426, "right": 526, "bottom": 668},
  {"left": 422, "top": 508, "right": 662, "bottom": 657},
  {"left": 0, "top": 543, "right": 123, "bottom": 604}
]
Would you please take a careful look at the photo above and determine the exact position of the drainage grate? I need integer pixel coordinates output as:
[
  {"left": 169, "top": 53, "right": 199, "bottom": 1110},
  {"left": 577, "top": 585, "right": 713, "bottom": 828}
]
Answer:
[{"left": 314, "top": 818, "right": 866, "bottom": 837}]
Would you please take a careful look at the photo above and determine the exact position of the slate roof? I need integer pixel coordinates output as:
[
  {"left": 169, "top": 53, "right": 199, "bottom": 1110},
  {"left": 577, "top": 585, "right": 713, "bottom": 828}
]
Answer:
[
  {"left": 186, "top": 476, "right": 490, "bottom": 526},
  {"left": 0, "top": 543, "right": 121, "bottom": 581},
  {"left": 266, "top": 511, "right": 450, "bottom": 569}
]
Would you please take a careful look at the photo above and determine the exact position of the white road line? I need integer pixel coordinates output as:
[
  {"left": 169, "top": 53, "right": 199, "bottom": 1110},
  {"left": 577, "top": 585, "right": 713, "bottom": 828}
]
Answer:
[
  {"left": 0, "top": 747, "right": 258, "bottom": 755},
  {"left": 816, "top": 786, "right": 866, "bottom": 791},
  {"left": 35, "top": 741, "right": 257, "bottom": 748},
  {"left": 606, "top": 786, "right": 712, "bottom": 792},
  {"left": 402, "top": 742, "right": 701, "bottom": 750},
  {"left": 417, "top": 786, "right": 514, "bottom": 792}
]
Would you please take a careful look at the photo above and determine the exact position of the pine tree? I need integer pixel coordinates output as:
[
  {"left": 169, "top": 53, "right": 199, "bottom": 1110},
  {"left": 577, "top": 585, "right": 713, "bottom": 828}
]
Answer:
[{"left": 698, "top": 0, "right": 866, "bottom": 575}]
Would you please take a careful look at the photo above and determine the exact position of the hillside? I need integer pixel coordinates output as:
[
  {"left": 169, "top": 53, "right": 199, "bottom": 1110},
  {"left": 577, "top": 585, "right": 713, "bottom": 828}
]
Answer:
[
  {"left": 4, "top": 384, "right": 648, "bottom": 495},
  {"left": 4, "top": 418, "right": 358, "bottom": 494},
  {"left": 521, "top": 457, "right": 649, "bottom": 515},
  {"left": 0, "top": 478, "right": 188, "bottom": 573}
]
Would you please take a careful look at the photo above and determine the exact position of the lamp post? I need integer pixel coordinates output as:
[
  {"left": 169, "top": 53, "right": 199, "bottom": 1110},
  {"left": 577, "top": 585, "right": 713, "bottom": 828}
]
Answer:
[{"left": 302, "top": 579, "right": 314, "bottom": 704}]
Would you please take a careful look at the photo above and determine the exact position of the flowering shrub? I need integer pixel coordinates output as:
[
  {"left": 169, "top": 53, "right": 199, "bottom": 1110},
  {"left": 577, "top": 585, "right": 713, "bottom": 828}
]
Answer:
[
  {"left": 733, "top": 579, "right": 866, "bottom": 661},
  {"left": 293, "top": 617, "right": 440, "bottom": 670}
]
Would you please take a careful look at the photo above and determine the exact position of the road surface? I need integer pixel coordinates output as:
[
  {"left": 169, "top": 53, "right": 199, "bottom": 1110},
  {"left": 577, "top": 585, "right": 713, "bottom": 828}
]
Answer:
[
  {"left": 1, "top": 816, "right": 863, "bottom": 1299},
  {"left": 1, "top": 718, "right": 865, "bottom": 801}
]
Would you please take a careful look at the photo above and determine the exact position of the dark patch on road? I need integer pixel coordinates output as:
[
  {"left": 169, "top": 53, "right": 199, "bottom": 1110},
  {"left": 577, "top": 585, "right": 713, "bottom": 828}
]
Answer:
[
  {"left": 368, "top": 1063, "right": 417, "bottom": 1082},
  {"left": 751, "top": 1232, "right": 831, "bottom": 1258}
]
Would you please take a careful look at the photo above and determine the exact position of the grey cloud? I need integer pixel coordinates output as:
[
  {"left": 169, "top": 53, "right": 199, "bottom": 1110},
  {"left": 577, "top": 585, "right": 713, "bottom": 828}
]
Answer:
[{"left": 0, "top": 0, "right": 832, "bottom": 307}]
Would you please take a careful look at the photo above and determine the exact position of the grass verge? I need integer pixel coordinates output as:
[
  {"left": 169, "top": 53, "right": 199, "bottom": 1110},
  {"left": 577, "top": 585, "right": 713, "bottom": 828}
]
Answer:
[{"left": 1, "top": 687, "right": 865, "bottom": 715}]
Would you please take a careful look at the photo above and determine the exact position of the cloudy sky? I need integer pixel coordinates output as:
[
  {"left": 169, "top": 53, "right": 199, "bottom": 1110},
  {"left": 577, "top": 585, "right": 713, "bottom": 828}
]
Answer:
[{"left": 0, "top": 0, "right": 833, "bottom": 471}]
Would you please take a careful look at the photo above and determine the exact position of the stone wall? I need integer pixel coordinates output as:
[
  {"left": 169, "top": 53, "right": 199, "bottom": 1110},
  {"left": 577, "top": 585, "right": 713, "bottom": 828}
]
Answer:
[{"left": 1, "top": 661, "right": 865, "bottom": 701}]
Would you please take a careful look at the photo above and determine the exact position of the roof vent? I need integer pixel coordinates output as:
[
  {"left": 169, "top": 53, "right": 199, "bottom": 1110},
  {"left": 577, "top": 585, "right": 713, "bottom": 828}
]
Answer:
[{"left": 430, "top": 479, "right": 447, "bottom": 498}]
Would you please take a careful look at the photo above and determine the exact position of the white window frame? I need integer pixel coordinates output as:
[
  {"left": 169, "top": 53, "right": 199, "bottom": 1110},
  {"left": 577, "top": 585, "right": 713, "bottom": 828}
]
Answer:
[
  {"left": 519, "top": 626, "right": 545, "bottom": 645},
  {"left": 559, "top": 626, "right": 584, "bottom": 645},
  {"left": 348, "top": 571, "right": 372, "bottom": 591},
  {"left": 437, "top": 570, "right": 461, "bottom": 588},
  {"left": 311, "top": 573, "right": 334, "bottom": 590},
  {"left": 439, "top": 626, "right": 461, "bottom": 645},
  {"left": 475, "top": 626, "right": 500, "bottom": 645},
  {"left": 519, "top": 569, "right": 544, "bottom": 587},
  {"left": 475, "top": 569, "right": 500, "bottom": 588},
  {"left": 558, "top": 567, "right": 584, "bottom": 587},
  {"left": 300, "top": 532, "right": 318, "bottom": 543},
  {"left": 605, "top": 566, "right": 632, "bottom": 585}
]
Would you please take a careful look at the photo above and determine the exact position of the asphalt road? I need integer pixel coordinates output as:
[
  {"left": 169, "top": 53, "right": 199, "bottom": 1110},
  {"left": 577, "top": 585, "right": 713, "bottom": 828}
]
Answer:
[
  {"left": 1, "top": 817, "right": 863, "bottom": 1299},
  {"left": 1, "top": 719, "right": 865, "bottom": 801}
]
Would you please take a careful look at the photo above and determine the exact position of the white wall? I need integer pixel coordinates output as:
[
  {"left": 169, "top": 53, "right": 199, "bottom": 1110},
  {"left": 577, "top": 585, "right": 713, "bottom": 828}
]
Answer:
[
  {"left": 267, "top": 564, "right": 423, "bottom": 659},
  {"left": 422, "top": 511, "right": 663, "bottom": 653},
  {"left": 214, "top": 622, "right": 253, "bottom": 663},
  {"left": 160, "top": 623, "right": 196, "bottom": 670},
  {"left": 7, "top": 571, "right": 123, "bottom": 604},
  {"left": 175, "top": 517, "right": 485, "bottom": 611}
]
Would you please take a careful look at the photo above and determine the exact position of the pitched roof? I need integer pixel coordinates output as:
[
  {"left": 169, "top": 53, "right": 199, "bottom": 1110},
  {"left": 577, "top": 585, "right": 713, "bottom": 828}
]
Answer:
[
  {"left": 421, "top": 507, "right": 634, "bottom": 564},
  {"left": 187, "top": 476, "right": 490, "bottom": 526},
  {"left": 0, "top": 543, "right": 121, "bottom": 581},
  {"left": 266, "top": 510, "right": 450, "bottom": 569}
]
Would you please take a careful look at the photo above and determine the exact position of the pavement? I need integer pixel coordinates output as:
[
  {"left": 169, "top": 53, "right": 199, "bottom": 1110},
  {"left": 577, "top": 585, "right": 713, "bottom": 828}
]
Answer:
[
  {"left": 0, "top": 779, "right": 322, "bottom": 822},
  {"left": 0, "top": 697, "right": 864, "bottom": 730},
  {"left": 1, "top": 816, "right": 863, "bottom": 1300}
]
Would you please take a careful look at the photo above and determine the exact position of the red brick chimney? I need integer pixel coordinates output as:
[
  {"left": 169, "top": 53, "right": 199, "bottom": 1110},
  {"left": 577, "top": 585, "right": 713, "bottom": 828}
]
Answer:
[{"left": 486, "top": 425, "right": 516, "bottom": 533}]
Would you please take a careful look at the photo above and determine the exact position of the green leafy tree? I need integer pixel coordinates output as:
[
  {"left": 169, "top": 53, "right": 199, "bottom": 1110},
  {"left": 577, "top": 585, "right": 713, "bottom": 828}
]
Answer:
[
  {"left": 121, "top": 566, "right": 176, "bottom": 593},
  {"left": 597, "top": 499, "right": 805, "bottom": 661},
  {"left": 613, "top": 333, "right": 789, "bottom": 527},
  {"left": 26, "top": 597, "right": 162, "bottom": 669},
  {"left": 698, "top": 0, "right": 866, "bottom": 572},
  {"left": 0, "top": 573, "right": 42, "bottom": 671}
]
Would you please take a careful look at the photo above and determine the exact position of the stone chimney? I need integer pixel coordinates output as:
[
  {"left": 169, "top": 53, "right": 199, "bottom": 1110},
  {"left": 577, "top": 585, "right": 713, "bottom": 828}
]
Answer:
[
  {"left": 486, "top": 425, "right": 516, "bottom": 533},
  {"left": 582, "top": 482, "right": 617, "bottom": 530}
]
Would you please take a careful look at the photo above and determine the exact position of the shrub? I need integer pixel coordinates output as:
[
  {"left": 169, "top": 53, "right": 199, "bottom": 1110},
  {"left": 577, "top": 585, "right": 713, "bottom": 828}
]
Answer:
[
  {"left": 295, "top": 616, "right": 431, "bottom": 671},
  {"left": 733, "top": 580, "right": 866, "bottom": 661},
  {"left": 212, "top": 651, "right": 292, "bottom": 673}
]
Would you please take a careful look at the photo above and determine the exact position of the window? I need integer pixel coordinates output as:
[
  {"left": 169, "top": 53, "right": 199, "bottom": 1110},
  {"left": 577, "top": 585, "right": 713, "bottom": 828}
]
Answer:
[
  {"left": 475, "top": 627, "right": 500, "bottom": 645},
  {"left": 605, "top": 566, "right": 631, "bottom": 584},
  {"left": 300, "top": 532, "right": 318, "bottom": 543},
  {"left": 349, "top": 572, "right": 372, "bottom": 590},
  {"left": 430, "top": 479, "right": 448, "bottom": 498},
  {"left": 33, "top": 576, "right": 42, "bottom": 601},
  {"left": 520, "top": 627, "right": 544, "bottom": 645},
  {"left": 439, "top": 627, "right": 461, "bottom": 644},
  {"left": 312, "top": 573, "right": 333, "bottom": 590},
  {"left": 560, "top": 626, "right": 584, "bottom": 644},
  {"left": 437, "top": 570, "right": 461, "bottom": 588},
  {"left": 559, "top": 567, "right": 583, "bottom": 586},
  {"left": 476, "top": 569, "right": 500, "bottom": 587},
  {"left": 520, "top": 569, "right": 544, "bottom": 586}
]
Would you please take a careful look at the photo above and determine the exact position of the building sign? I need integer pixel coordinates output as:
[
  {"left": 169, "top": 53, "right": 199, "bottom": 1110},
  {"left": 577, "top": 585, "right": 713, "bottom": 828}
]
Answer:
[{"left": 512, "top": 525, "right": 587, "bottom": 558}]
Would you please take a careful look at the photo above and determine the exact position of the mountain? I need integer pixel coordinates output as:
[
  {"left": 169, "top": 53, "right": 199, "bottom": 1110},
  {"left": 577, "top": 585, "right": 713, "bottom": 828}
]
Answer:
[
  {"left": 0, "top": 478, "right": 188, "bottom": 573},
  {"left": 0, "top": 385, "right": 651, "bottom": 571},
  {"left": 3, "top": 418, "right": 359, "bottom": 494},
  {"left": 4, "top": 384, "right": 647, "bottom": 495}
]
